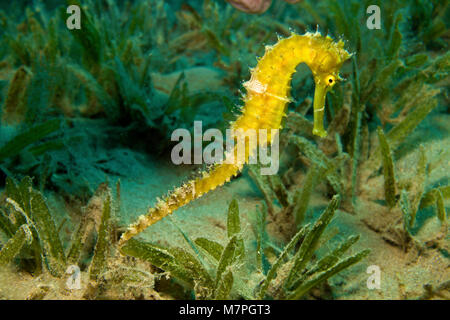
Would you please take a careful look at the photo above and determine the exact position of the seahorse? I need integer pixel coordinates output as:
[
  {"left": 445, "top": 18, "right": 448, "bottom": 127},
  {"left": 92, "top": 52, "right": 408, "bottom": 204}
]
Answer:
[{"left": 118, "top": 31, "right": 352, "bottom": 246}]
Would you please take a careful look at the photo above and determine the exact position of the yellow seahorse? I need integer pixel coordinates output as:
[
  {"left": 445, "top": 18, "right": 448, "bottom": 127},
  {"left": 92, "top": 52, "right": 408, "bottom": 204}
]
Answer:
[{"left": 119, "top": 31, "right": 352, "bottom": 246}]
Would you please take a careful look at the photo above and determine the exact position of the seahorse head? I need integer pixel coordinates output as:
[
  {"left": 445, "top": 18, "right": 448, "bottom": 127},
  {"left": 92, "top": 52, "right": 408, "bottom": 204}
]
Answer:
[
  {"left": 306, "top": 33, "right": 352, "bottom": 137},
  {"left": 312, "top": 35, "right": 352, "bottom": 85}
]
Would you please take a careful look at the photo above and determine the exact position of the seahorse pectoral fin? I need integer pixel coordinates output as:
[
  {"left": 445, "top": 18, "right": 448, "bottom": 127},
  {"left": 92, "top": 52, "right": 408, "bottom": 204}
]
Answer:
[{"left": 312, "top": 83, "right": 328, "bottom": 138}]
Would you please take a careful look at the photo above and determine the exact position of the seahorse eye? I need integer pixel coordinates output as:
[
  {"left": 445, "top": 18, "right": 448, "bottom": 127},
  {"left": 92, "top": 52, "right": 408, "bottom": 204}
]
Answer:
[{"left": 326, "top": 75, "right": 336, "bottom": 85}]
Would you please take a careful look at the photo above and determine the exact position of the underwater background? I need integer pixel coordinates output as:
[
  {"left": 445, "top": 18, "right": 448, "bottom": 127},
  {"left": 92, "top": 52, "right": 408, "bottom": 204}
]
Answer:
[{"left": 0, "top": 0, "right": 448, "bottom": 300}]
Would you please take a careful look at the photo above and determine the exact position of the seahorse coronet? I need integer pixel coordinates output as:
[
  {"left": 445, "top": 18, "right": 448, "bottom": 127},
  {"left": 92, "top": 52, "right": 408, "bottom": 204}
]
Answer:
[{"left": 118, "top": 31, "right": 351, "bottom": 246}]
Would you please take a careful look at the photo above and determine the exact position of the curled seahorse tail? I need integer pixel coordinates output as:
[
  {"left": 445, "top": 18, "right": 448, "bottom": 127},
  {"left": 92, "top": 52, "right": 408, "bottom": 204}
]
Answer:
[{"left": 118, "top": 160, "right": 243, "bottom": 246}]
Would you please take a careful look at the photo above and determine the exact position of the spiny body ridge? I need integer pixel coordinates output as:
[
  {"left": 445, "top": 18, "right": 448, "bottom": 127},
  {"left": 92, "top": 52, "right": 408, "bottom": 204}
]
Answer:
[{"left": 119, "top": 31, "right": 351, "bottom": 246}]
